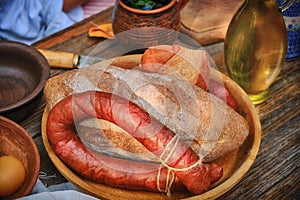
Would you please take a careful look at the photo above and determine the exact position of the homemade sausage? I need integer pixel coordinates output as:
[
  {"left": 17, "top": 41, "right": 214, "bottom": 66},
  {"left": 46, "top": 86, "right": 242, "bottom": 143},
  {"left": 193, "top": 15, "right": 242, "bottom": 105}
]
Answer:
[
  {"left": 46, "top": 91, "right": 223, "bottom": 194},
  {"left": 210, "top": 80, "right": 237, "bottom": 110}
]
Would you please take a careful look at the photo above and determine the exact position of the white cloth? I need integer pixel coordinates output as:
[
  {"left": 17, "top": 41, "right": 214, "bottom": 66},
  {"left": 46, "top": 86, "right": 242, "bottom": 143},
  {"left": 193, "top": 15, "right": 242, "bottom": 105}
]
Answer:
[
  {"left": 0, "top": 0, "right": 83, "bottom": 45},
  {"left": 17, "top": 179, "right": 99, "bottom": 200}
]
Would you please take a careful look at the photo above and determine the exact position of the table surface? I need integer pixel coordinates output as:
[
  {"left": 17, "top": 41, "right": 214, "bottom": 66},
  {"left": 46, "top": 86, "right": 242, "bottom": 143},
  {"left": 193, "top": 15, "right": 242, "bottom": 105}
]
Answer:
[{"left": 19, "top": 4, "right": 299, "bottom": 200}]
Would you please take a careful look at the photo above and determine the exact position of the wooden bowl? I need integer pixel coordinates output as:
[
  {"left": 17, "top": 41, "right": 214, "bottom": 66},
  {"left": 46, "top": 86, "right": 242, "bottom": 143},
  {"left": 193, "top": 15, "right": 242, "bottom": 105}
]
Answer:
[
  {"left": 0, "top": 41, "right": 50, "bottom": 122},
  {"left": 42, "top": 55, "right": 261, "bottom": 199},
  {"left": 0, "top": 116, "right": 40, "bottom": 199}
]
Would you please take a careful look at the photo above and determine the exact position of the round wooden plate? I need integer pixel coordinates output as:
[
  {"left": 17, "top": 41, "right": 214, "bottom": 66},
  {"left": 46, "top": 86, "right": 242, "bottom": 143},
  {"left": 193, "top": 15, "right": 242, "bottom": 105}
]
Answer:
[{"left": 42, "top": 55, "right": 261, "bottom": 199}]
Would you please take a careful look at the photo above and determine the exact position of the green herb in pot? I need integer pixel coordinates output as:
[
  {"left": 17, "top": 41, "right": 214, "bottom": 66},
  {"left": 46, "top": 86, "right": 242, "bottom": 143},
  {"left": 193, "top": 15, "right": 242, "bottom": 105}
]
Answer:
[{"left": 123, "top": 0, "right": 171, "bottom": 10}]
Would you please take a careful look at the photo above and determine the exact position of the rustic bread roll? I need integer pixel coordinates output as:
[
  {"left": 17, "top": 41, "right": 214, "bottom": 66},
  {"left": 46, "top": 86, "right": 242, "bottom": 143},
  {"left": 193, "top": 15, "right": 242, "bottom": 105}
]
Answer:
[
  {"left": 44, "top": 46, "right": 249, "bottom": 161},
  {"left": 141, "top": 45, "right": 210, "bottom": 91},
  {"left": 77, "top": 118, "right": 161, "bottom": 162},
  {"left": 141, "top": 45, "right": 238, "bottom": 110},
  {"left": 44, "top": 54, "right": 249, "bottom": 163}
]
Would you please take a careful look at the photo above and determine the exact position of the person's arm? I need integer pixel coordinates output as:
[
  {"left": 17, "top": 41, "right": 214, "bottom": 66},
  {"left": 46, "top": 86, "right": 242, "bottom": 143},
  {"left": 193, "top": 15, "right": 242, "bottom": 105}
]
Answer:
[{"left": 63, "top": 0, "right": 87, "bottom": 12}]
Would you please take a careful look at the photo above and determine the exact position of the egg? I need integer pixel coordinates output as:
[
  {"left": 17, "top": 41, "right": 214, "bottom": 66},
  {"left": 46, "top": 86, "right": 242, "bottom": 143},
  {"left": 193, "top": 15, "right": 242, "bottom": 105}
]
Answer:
[{"left": 0, "top": 156, "right": 26, "bottom": 197}]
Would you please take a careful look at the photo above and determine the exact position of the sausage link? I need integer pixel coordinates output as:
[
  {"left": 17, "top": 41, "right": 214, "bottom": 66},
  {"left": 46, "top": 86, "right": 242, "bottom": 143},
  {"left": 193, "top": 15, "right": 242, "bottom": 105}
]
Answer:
[
  {"left": 210, "top": 80, "right": 237, "bottom": 111},
  {"left": 46, "top": 91, "right": 222, "bottom": 194}
]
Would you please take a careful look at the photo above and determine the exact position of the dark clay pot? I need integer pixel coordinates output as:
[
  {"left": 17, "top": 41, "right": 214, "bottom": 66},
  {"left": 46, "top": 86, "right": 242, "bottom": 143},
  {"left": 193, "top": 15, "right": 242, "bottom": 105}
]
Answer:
[
  {"left": 0, "top": 41, "right": 50, "bottom": 122},
  {"left": 112, "top": 0, "right": 189, "bottom": 49}
]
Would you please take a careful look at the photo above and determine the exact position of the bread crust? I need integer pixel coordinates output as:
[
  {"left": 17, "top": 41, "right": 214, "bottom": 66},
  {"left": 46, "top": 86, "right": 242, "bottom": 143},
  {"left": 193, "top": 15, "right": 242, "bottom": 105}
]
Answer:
[
  {"left": 141, "top": 45, "right": 210, "bottom": 91},
  {"left": 44, "top": 54, "right": 249, "bottom": 163}
]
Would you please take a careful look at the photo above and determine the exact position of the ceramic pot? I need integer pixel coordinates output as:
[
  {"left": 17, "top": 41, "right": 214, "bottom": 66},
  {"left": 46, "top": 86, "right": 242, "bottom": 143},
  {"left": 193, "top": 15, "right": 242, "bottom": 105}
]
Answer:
[{"left": 112, "top": 0, "right": 189, "bottom": 49}]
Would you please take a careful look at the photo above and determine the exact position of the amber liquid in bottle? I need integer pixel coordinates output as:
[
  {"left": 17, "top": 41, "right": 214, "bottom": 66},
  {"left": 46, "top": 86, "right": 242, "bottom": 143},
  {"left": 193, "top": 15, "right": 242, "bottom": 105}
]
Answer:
[{"left": 224, "top": 0, "right": 287, "bottom": 104}]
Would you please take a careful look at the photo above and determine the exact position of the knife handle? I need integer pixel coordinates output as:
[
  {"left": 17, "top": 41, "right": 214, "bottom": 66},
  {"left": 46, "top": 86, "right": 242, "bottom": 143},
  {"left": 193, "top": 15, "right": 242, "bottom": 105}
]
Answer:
[{"left": 38, "top": 49, "right": 79, "bottom": 69}]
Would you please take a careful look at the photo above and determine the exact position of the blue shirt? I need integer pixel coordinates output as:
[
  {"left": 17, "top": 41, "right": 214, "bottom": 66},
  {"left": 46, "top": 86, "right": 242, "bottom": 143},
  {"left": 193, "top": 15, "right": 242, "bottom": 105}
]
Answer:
[{"left": 0, "top": 0, "right": 83, "bottom": 44}]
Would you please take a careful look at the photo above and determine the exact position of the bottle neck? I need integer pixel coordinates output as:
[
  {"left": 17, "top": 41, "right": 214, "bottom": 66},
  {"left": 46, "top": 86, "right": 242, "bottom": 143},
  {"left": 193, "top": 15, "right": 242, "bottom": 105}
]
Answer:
[
  {"left": 247, "top": 0, "right": 278, "bottom": 4},
  {"left": 246, "top": 0, "right": 280, "bottom": 10},
  {"left": 247, "top": 0, "right": 276, "bottom": 2},
  {"left": 248, "top": 0, "right": 293, "bottom": 10}
]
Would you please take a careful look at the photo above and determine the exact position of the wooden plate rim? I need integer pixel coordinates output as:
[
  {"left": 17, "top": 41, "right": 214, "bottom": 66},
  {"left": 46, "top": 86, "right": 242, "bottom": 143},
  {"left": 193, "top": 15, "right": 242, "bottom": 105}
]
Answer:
[{"left": 41, "top": 54, "right": 261, "bottom": 199}]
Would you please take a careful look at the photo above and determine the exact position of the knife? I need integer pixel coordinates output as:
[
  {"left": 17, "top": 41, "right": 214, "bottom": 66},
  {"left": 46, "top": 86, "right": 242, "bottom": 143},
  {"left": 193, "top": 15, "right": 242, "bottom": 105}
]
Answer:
[{"left": 38, "top": 49, "right": 104, "bottom": 69}]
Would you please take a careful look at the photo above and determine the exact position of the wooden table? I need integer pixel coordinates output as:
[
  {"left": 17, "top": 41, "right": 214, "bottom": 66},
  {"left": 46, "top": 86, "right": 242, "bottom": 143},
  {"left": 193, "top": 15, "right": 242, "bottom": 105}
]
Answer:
[{"left": 19, "top": 5, "right": 299, "bottom": 200}]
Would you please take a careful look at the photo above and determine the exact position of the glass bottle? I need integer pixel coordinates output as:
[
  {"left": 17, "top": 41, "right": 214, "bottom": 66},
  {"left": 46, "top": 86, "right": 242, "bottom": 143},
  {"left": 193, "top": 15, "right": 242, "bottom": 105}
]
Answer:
[{"left": 224, "top": 0, "right": 288, "bottom": 104}]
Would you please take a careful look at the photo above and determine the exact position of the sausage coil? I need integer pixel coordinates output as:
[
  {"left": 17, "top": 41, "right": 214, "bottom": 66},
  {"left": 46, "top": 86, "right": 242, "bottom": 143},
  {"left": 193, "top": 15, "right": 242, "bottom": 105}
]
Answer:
[{"left": 46, "top": 91, "right": 222, "bottom": 195}]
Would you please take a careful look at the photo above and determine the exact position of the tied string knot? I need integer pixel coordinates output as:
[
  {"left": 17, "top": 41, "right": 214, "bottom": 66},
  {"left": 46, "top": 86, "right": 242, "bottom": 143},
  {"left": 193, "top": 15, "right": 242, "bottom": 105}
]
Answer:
[{"left": 156, "top": 135, "right": 203, "bottom": 197}]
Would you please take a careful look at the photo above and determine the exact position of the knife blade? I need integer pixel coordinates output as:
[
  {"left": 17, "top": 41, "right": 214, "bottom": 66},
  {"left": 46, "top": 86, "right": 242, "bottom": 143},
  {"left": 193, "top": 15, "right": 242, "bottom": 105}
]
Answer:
[{"left": 38, "top": 49, "right": 104, "bottom": 69}]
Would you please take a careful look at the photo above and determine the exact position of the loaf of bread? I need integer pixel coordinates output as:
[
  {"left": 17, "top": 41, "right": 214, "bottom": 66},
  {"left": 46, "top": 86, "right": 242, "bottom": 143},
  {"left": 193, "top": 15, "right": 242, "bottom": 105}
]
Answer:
[
  {"left": 44, "top": 51, "right": 249, "bottom": 163},
  {"left": 141, "top": 44, "right": 210, "bottom": 91}
]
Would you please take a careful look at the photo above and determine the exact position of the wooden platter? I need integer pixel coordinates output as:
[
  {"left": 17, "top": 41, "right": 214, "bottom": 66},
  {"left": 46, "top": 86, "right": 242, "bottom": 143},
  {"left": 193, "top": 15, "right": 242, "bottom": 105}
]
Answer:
[{"left": 42, "top": 54, "right": 261, "bottom": 199}]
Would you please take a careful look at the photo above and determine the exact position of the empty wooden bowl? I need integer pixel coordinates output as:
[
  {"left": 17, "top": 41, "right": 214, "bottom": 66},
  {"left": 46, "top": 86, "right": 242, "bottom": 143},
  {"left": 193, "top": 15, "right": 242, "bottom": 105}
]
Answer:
[
  {"left": 0, "top": 41, "right": 50, "bottom": 122},
  {"left": 0, "top": 115, "right": 40, "bottom": 199}
]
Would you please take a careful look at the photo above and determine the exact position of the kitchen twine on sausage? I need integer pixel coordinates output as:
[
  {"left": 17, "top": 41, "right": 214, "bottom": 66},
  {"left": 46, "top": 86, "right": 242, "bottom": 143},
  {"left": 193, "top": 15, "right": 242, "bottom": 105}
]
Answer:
[
  {"left": 156, "top": 134, "right": 203, "bottom": 196},
  {"left": 77, "top": 28, "right": 227, "bottom": 195}
]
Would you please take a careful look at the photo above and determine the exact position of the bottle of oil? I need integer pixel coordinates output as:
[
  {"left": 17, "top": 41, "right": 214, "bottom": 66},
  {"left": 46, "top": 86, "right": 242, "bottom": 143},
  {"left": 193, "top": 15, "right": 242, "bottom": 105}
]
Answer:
[{"left": 224, "top": 0, "right": 288, "bottom": 104}]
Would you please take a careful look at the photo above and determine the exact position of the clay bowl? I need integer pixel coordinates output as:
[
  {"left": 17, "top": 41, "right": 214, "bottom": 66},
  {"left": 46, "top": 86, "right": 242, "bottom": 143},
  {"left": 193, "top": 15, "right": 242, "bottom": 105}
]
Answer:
[
  {"left": 0, "top": 41, "right": 50, "bottom": 122},
  {"left": 0, "top": 115, "right": 40, "bottom": 199},
  {"left": 112, "top": 0, "right": 189, "bottom": 48}
]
